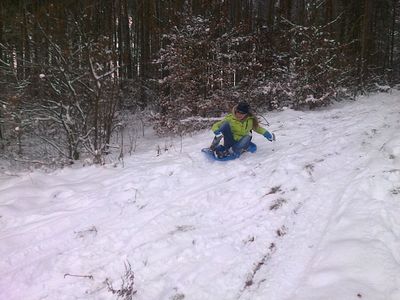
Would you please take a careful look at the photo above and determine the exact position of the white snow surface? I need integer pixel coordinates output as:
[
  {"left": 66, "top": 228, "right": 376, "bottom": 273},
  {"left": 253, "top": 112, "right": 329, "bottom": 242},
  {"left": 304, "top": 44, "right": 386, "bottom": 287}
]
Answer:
[{"left": 1, "top": 92, "right": 400, "bottom": 300}]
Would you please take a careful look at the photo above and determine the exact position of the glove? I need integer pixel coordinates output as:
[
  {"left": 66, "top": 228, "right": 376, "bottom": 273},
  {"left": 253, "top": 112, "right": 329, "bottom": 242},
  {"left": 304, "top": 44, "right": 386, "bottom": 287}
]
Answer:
[
  {"left": 214, "top": 129, "right": 222, "bottom": 137},
  {"left": 263, "top": 131, "right": 275, "bottom": 141}
]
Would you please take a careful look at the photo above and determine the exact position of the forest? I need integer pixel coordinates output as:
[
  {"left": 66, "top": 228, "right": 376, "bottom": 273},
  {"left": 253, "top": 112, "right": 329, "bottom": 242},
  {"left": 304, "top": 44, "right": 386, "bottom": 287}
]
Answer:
[{"left": 0, "top": 0, "right": 399, "bottom": 166}]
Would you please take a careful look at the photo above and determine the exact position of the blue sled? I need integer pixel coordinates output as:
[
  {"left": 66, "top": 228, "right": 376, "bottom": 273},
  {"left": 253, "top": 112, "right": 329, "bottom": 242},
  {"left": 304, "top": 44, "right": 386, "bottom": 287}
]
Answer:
[{"left": 201, "top": 142, "right": 257, "bottom": 161}]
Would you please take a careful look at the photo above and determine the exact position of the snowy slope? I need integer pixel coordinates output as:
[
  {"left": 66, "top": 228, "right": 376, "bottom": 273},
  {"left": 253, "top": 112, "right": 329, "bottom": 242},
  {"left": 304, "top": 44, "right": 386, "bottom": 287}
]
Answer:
[{"left": 1, "top": 91, "right": 400, "bottom": 300}]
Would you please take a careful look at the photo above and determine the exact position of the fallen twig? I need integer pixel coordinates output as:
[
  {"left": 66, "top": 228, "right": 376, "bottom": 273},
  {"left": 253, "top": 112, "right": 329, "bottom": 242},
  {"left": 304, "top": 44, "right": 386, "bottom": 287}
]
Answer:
[{"left": 64, "top": 273, "right": 94, "bottom": 280}]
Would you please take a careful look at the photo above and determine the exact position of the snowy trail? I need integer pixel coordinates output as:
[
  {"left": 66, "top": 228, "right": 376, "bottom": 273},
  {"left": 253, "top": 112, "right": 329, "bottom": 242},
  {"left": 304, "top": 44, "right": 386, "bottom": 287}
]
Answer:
[
  {"left": 1, "top": 92, "right": 400, "bottom": 300},
  {"left": 247, "top": 94, "right": 400, "bottom": 300}
]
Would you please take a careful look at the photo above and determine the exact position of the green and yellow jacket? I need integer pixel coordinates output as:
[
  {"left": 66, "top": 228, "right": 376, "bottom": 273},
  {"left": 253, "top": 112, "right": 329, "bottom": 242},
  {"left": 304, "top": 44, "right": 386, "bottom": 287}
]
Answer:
[{"left": 211, "top": 113, "right": 268, "bottom": 141}]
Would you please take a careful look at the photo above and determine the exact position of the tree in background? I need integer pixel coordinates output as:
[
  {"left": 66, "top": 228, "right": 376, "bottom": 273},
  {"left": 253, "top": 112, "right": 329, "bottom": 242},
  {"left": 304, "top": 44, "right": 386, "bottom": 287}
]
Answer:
[
  {"left": 0, "top": 1, "right": 123, "bottom": 163},
  {"left": 154, "top": 0, "right": 360, "bottom": 132}
]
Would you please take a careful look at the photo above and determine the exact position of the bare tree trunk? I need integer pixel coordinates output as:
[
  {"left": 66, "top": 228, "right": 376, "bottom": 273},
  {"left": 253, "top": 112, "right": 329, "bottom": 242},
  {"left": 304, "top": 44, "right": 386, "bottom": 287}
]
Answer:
[
  {"left": 116, "top": 0, "right": 124, "bottom": 80},
  {"left": 389, "top": 0, "right": 397, "bottom": 81},
  {"left": 297, "top": 0, "right": 305, "bottom": 26},
  {"left": 0, "top": 1, "right": 3, "bottom": 62},
  {"left": 278, "top": 0, "right": 292, "bottom": 22},
  {"left": 326, "top": 0, "right": 333, "bottom": 32},
  {"left": 123, "top": 0, "right": 133, "bottom": 79},
  {"left": 360, "top": 0, "right": 372, "bottom": 85}
]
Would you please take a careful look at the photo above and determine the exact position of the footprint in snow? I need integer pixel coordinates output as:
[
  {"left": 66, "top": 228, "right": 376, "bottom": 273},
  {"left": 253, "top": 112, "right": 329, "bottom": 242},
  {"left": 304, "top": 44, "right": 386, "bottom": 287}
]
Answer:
[
  {"left": 269, "top": 198, "right": 287, "bottom": 211},
  {"left": 391, "top": 187, "right": 400, "bottom": 195}
]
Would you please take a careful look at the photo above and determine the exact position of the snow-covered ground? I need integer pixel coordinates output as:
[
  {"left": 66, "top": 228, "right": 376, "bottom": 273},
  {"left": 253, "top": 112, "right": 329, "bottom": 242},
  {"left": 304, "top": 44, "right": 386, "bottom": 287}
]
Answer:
[{"left": 1, "top": 91, "right": 400, "bottom": 300}]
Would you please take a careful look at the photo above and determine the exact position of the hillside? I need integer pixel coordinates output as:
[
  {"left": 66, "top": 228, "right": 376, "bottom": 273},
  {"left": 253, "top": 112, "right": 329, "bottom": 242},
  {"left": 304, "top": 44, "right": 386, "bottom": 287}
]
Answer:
[{"left": 1, "top": 91, "right": 400, "bottom": 300}]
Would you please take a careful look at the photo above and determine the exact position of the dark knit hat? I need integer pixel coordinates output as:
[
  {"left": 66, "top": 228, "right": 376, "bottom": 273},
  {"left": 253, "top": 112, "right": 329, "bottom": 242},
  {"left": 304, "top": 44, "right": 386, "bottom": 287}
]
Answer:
[{"left": 236, "top": 102, "right": 250, "bottom": 114}]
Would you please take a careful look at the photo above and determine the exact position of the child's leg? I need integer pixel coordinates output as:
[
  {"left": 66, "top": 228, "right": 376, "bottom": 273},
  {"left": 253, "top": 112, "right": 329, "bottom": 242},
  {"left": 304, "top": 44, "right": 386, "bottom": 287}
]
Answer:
[
  {"left": 218, "top": 122, "right": 235, "bottom": 149},
  {"left": 209, "top": 135, "right": 223, "bottom": 150},
  {"left": 232, "top": 135, "right": 252, "bottom": 155}
]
